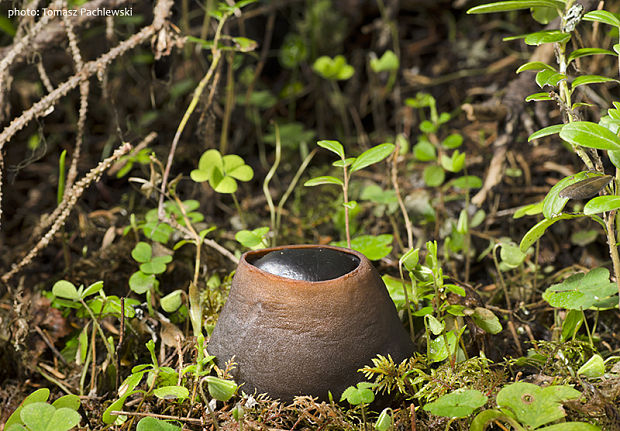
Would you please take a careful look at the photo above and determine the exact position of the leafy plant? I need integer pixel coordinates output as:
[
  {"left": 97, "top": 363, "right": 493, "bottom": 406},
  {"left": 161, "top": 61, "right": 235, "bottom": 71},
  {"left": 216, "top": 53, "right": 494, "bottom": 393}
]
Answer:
[
  {"left": 468, "top": 0, "right": 620, "bottom": 310},
  {"left": 470, "top": 382, "right": 599, "bottom": 431},
  {"left": 5, "top": 389, "right": 81, "bottom": 431},
  {"left": 423, "top": 388, "right": 487, "bottom": 418},
  {"left": 304, "top": 140, "right": 394, "bottom": 247},
  {"left": 340, "top": 382, "right": 375, "bottom": 430}
]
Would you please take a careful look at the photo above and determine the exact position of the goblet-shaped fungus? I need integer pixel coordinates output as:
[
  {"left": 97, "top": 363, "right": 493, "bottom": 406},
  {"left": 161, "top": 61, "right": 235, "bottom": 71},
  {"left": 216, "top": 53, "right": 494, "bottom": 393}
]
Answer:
[{"left": 208, "top": 245, "right": 414, "bottom": 402}]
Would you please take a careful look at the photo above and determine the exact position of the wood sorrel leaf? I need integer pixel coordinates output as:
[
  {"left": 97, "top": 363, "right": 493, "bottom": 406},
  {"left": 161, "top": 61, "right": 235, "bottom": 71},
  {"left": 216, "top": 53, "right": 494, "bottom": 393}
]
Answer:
[
  {"left": 559, "top": 175, "right": 612, "bottom": 199},
  {"left": 584, "top": 195, "right": 620, "bottom": 215},
  {"left": 560, "top": 121, "right": 620, "bottom": 151},
  {"left": 496, "top": 383, "right": 581, "bottom": 429},
  {"left": 543, "top": 267, "right": 617, "bottom": 310},
  {"left": 423, "top": 389, "right": 487, "bottom": 418}
]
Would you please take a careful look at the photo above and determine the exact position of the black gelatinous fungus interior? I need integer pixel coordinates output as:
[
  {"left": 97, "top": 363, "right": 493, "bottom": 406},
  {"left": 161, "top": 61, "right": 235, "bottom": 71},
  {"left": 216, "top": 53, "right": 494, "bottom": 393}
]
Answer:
[{"left": 252, "top": 248, "right": 360, "bottom": 281}]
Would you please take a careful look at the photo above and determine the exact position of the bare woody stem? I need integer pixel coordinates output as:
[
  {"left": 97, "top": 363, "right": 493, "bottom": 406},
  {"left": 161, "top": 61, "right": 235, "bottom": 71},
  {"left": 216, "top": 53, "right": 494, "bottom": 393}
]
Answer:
[
  {"left": 342, "top": 162, "right": 351, "bottom": 248},
  {"left": 604, "top": 210, "right": 620, "bottom": 310}
]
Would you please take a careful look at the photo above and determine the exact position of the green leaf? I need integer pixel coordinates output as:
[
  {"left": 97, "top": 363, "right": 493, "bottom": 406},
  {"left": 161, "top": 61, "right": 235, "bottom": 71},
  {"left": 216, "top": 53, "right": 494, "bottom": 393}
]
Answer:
[
  {"left": 129, "top": 271, "right": 157, "bottom": 294},
  {"left": 332, "top": 234, "right": 393, "bottom": 260},
  {"left": 449, "top": 175, "right": 482, "bottom": 189},
  {"left": 232, "top": 36, "right": 258, "bottom": 52},
  {"left": 536, "top": 69, "right": 565, "bottom": 88},
  {"left": 423, "top": 389, "right": 487, "bottom": 418},
  {"left": 317, "top": 140, "right": 345, "bottom": 159},
  {"left": 140, "top": 255, "right": 172, "bottom": 275},
  {"left": 82, "top": 281, "right": 103, "bottom": 298},
  {"left": 197, "top": 149, "right": 223, "bottom": 175},
  {"left": 304, "top": 176, "right": 344, "bottom": 187},
  {"left": 204, "top": 376, "right": 237, "bottom": 401},
  {"left": 52, "top": 280, "right": 80, "bottom": 301},
  {"left": 370, "top": 50, "right": 399, "bottom": 73},
  {"left": 500, "top": 242, "right": 526, "bottom": 268},
  {"left": 531, "top": 6, "right": 558, "bottom": 24},
  {"left": 543, "top": 171, "right": 600, "bottom": 218},
  {"left": 470, "top": 410, "right": 518, "bottom": 431},
  {"left": 132, "top": 242, "right": 152, "bottom": 263},
  {"left": 525, "top": 30, "right": 570, "bottom": 46},
  {"left": 467, "top": 1, "right": 564, "bottom": 14},
  {"left": 584, "top": 195, "right": 620, "bottom": 214},
  {"left": 51, "top": 395, "right": 80, "bottom": 412},
  {"left": 375, "top": 408, "right": 393, "bottom": 431},
  {"left": 413, "top": 140, "right": 437, "bottom": 161},
  {"left": 161, "top": 290, "right": 184, "bottom": 313},
  {"left": 526, "top": 92, "right": 553, "bottom": 101},
  {"left": 136, "top": 417, "right": 182, "bottom": 431},
  {"left": 340, "top": 382, "right": 375, "bottom": 405},
  {"left": 543, "top": 267, "right": 618, "bottom": 310},
  {"left": 583, "top": 10, "right": 620, "bottom": 27},
  {"left": 350, "top": 143, "right": 395, "bottom": 173},
  {"left": 567, "top": 48, "right": 615, "bottom": 64},
  {"left": 235, "top": 227, "right": 269, "bottom": 250},
  {"left": 577, "top": 354, "right": 605, "bottom": 378},
  {"left": 312, "top": 55, "right": 354, "bottom": 80},
  {"left": 423, "top": 165, "right": 445, "bottom": 187},
  {"left": 496, "top": 382, "right": 581, "bottom": 429},
  {"left": 333, "top": 157, "right": 356, "bottom": 168},
  {"left": 425, "top": 314, "right": 445, "bottom": 335},
  {"left": 20, "top": 403, "right": 56, "bottom": 431},
  {"left": 401, "top": 247, "right": 419, "bottom": 271},
  {"left": 516, "top": 61, "right": 555, "bottom": 73},
  {"left": 212, "top": 175, "right": 238, "bottom": 194},
  {"left": 560, "top": 121, "right": 620, "bottom": 151},
  {"left": 442, "top": 133, "right": 463, "bottom": 149},
  {"left": 227, "top": 164, "right": 253, "bottom": 182},
  {"left": 153, "top": 385, "right": 189, "bottom": 400},
  {"left": 572, "top": 75, "right": 618, "bottom": 89},
  {"left": 537, "top": 423, "right": 601, "bottom": 431},
  {"left": 471, "top": 307, "right": 503, "bottom": 334},
  {"left": 520, "top": 214, "right": 584, "bottom": 252},
  {"left": 528, "top": 124, "right": 563, "bottom": 141},
  {"left": 5, "top": 389, "right": 50, "bottom": 429},
  {"left": 440, "top": 150, "right": 465, "bottom": 173}
]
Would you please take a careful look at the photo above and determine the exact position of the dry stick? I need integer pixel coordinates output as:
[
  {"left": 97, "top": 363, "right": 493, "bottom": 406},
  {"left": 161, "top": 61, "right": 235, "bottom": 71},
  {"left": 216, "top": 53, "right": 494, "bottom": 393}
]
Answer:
[
  {"left": 0, "top": 0, "right": 63, "bottom": 88},
  {"left": 2, "top": 143, "right": 132, "bottom": 283},
  {"left": 0, "top": 0, "right": 173, "bottom": 231},
  {"left": 158, "top": 15, "right": 228, "bottom": 219},
  {"left": 63, "top": 7, "right": 89, "bottom": 191}
]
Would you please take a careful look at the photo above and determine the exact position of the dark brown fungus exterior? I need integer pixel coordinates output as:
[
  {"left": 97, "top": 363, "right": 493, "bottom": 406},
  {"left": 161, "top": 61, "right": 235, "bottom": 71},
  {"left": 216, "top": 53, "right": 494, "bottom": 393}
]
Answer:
[{"left": 208, "top": 244, "right": 414, "bottom": 402}]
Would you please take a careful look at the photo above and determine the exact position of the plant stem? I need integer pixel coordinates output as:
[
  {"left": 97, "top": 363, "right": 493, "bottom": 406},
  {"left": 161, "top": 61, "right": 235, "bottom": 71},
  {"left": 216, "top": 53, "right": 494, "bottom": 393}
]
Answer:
[
  {"left": 343, "top": 161, "right": 351, "bottom": 248},
  {"left": 231, "top": 192, "right": 246, "bottom": 227},
  {"left": 604, "top": 210, "right": 620, "bottom": 310},
  {"left": 398, "top": 262, "right": 415, "bottom": 340},
  {"left": 263, "top": 123, "right": 281, "bottom": 245}
]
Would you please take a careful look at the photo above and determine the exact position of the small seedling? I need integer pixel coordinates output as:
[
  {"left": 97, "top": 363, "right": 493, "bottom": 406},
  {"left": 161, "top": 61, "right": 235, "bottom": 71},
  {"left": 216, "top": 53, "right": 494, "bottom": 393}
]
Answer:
[
  {"left": 5, "top": 389, "right": 81, "bottom": 431},
  {"left": 423, "top": 388, "right": 487, "bottom": 418},
  {"left": 305, "top": 140, "right": 394, "bottom": 247},
  {"left": 340, "top": 382, "right": 375, "bottom": 430}
]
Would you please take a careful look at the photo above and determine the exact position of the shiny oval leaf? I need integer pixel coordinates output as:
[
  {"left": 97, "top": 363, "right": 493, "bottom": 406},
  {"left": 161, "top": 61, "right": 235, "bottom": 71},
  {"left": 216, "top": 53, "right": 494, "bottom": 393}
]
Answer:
[
  {"left": 350, "top": 143, "right": 395, "bottom": 173},
  {"left": 520, "top": 214, "right": 584, "bottom": 252},
  {"left": 572, "top": 75, "right": 618, "bottom": 89},
  {"left": 525, "top": 30, "right": 570, "bottom": 46},
  {"left": 467, "top": 1, "right": 564, "bottom": 14},
  {"left": 317, "top": 140, "right": 345, "bottom": 159},
  {"left": 560, "top": 121, "right": 620, "bottom": 151},
  {"left": 516, "top": 61, "right": 555, "bottom": 73},
  {"left": 543, "top": 171, "right": 595, "bottom": 218},
  {"left": 583, "top": 10, "right": 620, "bottom": 27},
  {"left": 529, "top": 124, "right": 563, "bottom": 141},
  {"left": 304, "top": 176, "right": 344, "bottom": 187},
  {"left": 584, "top": 195, "right": 620, "bottom": 214},
  {"left": 567, "top": 48, "right": 615, "bottom": 64}
]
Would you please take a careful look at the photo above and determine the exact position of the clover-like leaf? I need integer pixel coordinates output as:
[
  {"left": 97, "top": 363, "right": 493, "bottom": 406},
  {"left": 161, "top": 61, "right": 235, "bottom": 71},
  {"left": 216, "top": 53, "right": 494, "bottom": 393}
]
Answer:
[
  {"left": 543, "top": 267, "right": 618, "bottom": 310},
  {"left": 340, "top": 382, "right": 375, "bottom": 405},
  {"left": 423, "top": 389, "right": 487, "bottom": 418},
  {"left": 496, "top": 382, "right": 581, "bottom": 429}
]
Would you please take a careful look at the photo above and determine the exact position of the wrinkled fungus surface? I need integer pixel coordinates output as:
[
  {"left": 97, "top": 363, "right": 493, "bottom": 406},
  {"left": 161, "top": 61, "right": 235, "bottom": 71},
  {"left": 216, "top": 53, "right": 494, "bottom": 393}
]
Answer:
[{"left": 252, "top": 248, "right": 360, "bottom": 281}]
